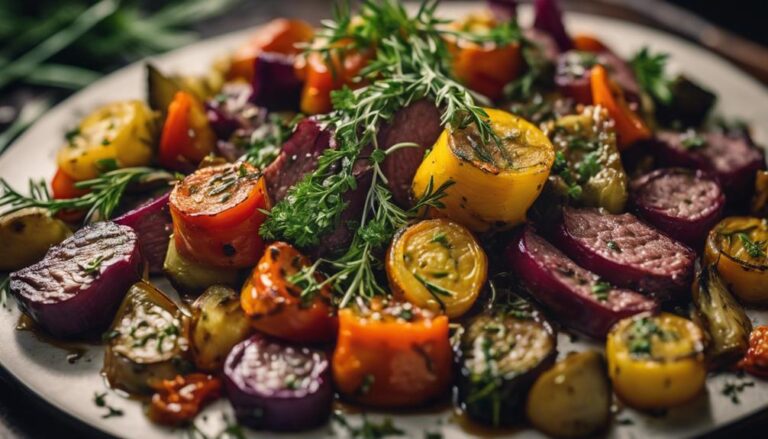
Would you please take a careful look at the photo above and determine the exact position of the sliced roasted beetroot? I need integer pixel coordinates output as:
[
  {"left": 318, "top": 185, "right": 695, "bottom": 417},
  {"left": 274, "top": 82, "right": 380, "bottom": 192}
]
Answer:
[
  {"left": 630, "top": 168, "right": 724, "bottom": 247},
  {"left": 205, "top": 82, "right": 262, "bottom": 141},
  {"left": 554, "top": 51, "right": 594, "bottom": 105},
  {"left": 263, "top": 118, "right": 334, "bottom": 204},
  {"left": 533, "top": 0, "right": 572, "bottom": 52},
  {"left": 506, "top": 227, "right": 657, "bottom": 338},
  {"left": 553, "top": 207, "right": 695, "bottom": 300},
  {"left": 555, "top": 50, "right": 640, "bottom": 106},
  {"left": 251, "top": 52, "right": 303, "bottom": 112},
  {"left": 378, "top": 99, "right": 442, "bottom": 207},
  {"left": 114, "top": 192, "right": 172, "bottom": 274},
  {"left": 10, "top": 222, "right": 142, "bottom": 337},
  {"left": 654, "top": 130, "right": 766, "bottom": 203},
  {"left": 223, "top": 334, "right": 332, "bottom": 431}
]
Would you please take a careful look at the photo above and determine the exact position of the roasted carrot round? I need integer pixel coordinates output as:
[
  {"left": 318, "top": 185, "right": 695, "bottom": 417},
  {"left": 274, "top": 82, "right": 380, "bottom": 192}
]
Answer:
[
  {"left": 300, "top": 47, "right": 369, "bottom": 115},
  {"left": 170, "top": 162, "right": 270, "bottom": 268},
  {"left": 448, "top": 13, "right": 522, "bottom": 101},
  {"left": 332, "top": 299, "right": 452, "bottom": 408},
  {"left": 240, "top": 241, "right": 337, "bottom": 343},
  {"left": 159, "top": 91, "right": 216, "bottom": 172},
  {"left": 147, "top": 374, "right": 222, "bottom": 426},
  {"left": 590, "top": 64, "right": 650, "bottom": 149}
]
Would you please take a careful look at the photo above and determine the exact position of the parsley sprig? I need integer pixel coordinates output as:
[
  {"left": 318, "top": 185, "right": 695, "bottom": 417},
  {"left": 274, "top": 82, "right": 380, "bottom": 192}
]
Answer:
[
  {"left": 262, "top": 0, "right": 519, "bottom": 306},
  {"left": 630, "top": 47, "right": 672, "bottom": 104},
  {"left": 0, "top": 167, "right": 173, "bottom": 223}
]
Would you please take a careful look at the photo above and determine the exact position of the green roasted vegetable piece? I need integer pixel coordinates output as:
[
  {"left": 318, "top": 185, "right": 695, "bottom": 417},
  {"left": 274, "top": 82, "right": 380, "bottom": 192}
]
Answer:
[
  {"left": 545, "top": 105, "right": 629, "bottom": 213},
  {"left": 163, "top": 236, "right": 241, "bottom": 294},
  {"left": 526, "top": 351, "right": 612, "bottom": 438},
  {"left": 103, "top": 281, "right": 190, "bottom": 394},
  {"left": 692, "top": 264, "right": 752, "bottom": 368},
  {"left": 0, "top": 207, "right": 71, "bottom": 271},
  {"left": 190, "top": 285, "right": 252, "bottom": 372}
]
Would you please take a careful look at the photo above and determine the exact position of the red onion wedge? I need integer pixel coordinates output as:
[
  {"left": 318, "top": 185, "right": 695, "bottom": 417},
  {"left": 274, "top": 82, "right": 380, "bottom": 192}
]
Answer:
[
  {"left": 630, "top": 168, "right": 724, "bottom": 248},
  {"left": 223, "top": 334, "right": 332, "bottom": 431},
  {"left": 9, "top": 222, "right": 142, "bottom": 337},
  {"left": 114, "top": 192, "right": 172, "bottom": 275},
  {"left": 552, "top": 207, "right": 695, "bottom": 300},
  {"left": 506, "top": 226, "right": 657, "bottom": 339}
]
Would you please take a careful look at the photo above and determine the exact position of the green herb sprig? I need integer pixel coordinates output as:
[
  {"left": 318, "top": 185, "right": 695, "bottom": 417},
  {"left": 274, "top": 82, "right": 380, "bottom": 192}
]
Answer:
[
  {"left": 0, "top": 167, "right": 173, "bottom": 223},
  {"left": 263, "top": 0, "right": 519, "bottom": 307},
  {"left": 630, "top": 47, "right": 672, "bottom": 104}
]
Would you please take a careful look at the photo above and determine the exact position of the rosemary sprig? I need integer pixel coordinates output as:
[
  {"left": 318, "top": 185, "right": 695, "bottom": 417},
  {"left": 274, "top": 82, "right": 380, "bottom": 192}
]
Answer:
[
  {"left": 0, "top": 167, "right": 173, "bottom": 223},
  {"left": 262, "top": 0, "right": 519, "bottom": 306}
]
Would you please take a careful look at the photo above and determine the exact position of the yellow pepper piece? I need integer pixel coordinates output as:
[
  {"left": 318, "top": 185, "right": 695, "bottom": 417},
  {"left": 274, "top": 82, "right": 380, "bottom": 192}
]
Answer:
[
  {"left": 57, "top": 100, "right": 156, "bottom": 181},
  {"left": 704, "top": 216, "right": 768, "bottom": 305},
  {"left": 606, "top": 312, "right": 706, "bottom": 410},
  {"left": 386, "top": 219, "right": 487, "bottom": 318},
  {"left": 411, "top": 108, "right": 554, "bottom": 232}
]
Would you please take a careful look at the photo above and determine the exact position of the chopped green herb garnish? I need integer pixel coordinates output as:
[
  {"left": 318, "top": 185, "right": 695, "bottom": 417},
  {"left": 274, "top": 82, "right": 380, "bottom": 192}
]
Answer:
[
  {"left": 430, "top": 232, "right": 451, "bottom": 249},
  {"left": 630, "top": 47, "right": 672, "bottom": 104},
  {"left": 681, "top": 132, "right": 706, "bottom": 150},
  {"left": 591, "top": 281, "right": 611, "bottom": 302},
  {"left": 738, "top": 233, "right": 767, "bottom": 259},
  {"left": 80, "top": 254, "right": 106, "bottom": 274},
  {"left": 576, "top": 151, "right": 601, "bottom": 181},
  {"left": 626, "top": 317, "right": 677, "bottom": 357},
  {"left": 357, "top": 373, "right": 375, "bottom": 396},
  {"left": 722, "top": 379, "right": 755, "bottom": 404},
  {"left": 93, "top": 391, "right": 123, "bottom": 419},
  {"left": 333, "top": 412, "right": 405, "bottom": 438},
  {"left": 607, "top": 240, "right": 621, "bottom": 252}
]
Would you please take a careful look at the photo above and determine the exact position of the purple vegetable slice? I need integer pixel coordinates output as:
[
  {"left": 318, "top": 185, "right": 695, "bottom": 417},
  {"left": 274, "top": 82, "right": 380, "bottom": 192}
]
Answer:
[
  {"left": 455, "top": 293, "right": 557, "bottom": 426},
  {"left": 223, "top": 334, "right": 332, "bottom": 431},
  {"left": 654, "top": 130, "right": 766, "bottom": 203},
  {"left": 251, "top": 51, "right": 303, "bottom": 111},
  {"left": 630, "top": 168, "right": 724, "bottom": 247},
  {"left": 379, "top": 99, "right": 442, "bottom": 207},
  {"left": 506, "top": 226, "right": 657, "bottom": 338},
  {"left": 205, "top": 82, "right": 262, "bottom": 141},
  {"left": 553, "top": 207, "right": 695, "bottom": 300},
  {"left": 533, "top": 0, "right": 573, "bottom": 51},
  {"left": 263, "top": 118, "right": 334, "bottom": 204},
  {"left": 9, "top": 222, "right": 142, "bottom": 337},
  {"left": 114, "top": 192, "right": 172, "bottom": 274}
]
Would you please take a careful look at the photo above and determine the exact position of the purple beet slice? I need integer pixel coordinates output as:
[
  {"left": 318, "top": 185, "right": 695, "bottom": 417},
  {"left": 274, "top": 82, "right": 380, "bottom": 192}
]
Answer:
[
  {"left": 114, "top": 192, "right": 172, "bottom": 275},
  {"left": 553, "top": 207, "right": 695, "bottom": 300},
  {"left": 10, "top": 222, "right": 142, "bottom": 337},
  {"left": 223, "top": 334, "right": 332, "bottom": 431},
  {"left": 630, "top": 168, "right": 724, "bottom": 247},
  {"left": 506, "top": 226, "right": 657, "bottom": 339}
]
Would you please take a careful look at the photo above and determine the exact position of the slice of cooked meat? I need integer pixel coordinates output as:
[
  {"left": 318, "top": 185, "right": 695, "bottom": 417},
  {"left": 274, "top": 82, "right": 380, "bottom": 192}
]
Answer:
[{"left": 553, "top": 207, "right": 695, "bottom": 300}]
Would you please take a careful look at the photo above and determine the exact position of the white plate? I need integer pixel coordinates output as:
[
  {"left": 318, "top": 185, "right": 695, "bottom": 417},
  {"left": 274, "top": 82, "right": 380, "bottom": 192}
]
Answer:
[{"left": 2, "top": 3, "right": 768, "bottom": 438}]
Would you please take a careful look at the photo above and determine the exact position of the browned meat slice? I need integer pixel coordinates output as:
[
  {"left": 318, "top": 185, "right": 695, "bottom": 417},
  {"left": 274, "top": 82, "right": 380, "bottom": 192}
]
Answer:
[
  {"left": 264, "top": 118, "right": 334, "bottom": 204},
  {"left": 654, "top": 130, "right": 766, "bottom": 204},
  {"left": 506, "top": 226, "right": 657, "bottom": 338},
  {"left": 630, "top": 168, "right": 724, "bottom": 247},
  {"left": 553, "top": 207, "right": 695, "bottom": 300},
  {"left": 378, "top": 99, "right": 442, "bottom": 207}
]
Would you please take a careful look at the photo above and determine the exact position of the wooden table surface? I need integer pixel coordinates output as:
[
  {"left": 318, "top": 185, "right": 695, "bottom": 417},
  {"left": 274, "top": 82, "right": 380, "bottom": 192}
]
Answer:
[{"left": 1, "top": 1, "right": 766, "bottom": 437}]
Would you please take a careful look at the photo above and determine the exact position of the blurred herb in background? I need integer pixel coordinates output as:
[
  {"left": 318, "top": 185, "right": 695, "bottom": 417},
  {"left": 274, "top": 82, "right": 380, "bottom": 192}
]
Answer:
[{"left": 0, "top": 0, "right": 241, "bottom": 153}]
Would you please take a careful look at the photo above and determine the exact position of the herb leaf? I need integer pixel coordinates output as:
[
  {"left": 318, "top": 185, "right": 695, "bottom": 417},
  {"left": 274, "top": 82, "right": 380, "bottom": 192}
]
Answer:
[{"left": 630, "top": 47, "right": 672, "bottom": 104}]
